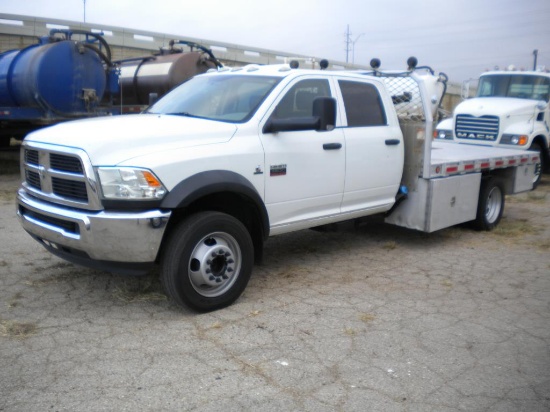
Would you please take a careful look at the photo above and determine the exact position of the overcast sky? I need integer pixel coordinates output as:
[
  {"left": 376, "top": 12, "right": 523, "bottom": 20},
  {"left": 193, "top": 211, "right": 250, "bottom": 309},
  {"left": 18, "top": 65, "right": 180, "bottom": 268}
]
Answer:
[{"left": 1, "top": 0, "right": 549, "bottom": 83}]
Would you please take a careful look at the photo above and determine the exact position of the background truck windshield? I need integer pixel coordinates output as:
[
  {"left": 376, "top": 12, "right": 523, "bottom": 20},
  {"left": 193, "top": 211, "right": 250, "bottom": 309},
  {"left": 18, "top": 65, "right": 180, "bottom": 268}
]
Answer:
[
  {"left": 477, "top": 74, "right": 550, "bottom": 102},
  {"left": 147, "top": 74, "right": 281, "bottom": 123}
]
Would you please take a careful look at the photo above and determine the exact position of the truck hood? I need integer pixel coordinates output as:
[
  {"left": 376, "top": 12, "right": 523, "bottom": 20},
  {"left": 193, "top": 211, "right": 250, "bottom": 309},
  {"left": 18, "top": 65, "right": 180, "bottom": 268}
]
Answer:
[
  {"left": 25, "top": 114, "right": 237, "bottom": 165},
  {"left": 455, "top": 97, "right": 537, "bottom": 117}
]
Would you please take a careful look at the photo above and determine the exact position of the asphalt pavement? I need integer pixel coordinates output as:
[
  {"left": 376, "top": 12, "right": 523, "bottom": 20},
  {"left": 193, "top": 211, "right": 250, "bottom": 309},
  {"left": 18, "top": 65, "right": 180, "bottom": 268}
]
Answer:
[{"left": 1, "top": 160, "right": 549, "bottom": 411}]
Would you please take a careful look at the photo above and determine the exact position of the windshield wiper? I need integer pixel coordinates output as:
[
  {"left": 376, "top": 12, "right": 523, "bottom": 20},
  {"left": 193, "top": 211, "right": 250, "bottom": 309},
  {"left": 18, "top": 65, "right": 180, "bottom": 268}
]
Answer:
[{"left": 166, "top": 112, "right": 199, "bottom": 118}]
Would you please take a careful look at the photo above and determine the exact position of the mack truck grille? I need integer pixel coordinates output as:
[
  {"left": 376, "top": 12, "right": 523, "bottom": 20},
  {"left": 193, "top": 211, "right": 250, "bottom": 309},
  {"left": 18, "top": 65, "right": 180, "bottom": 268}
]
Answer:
[
  {"left": 21, "top": 146, "right": 101, "bottom": 210},
  {"left": 455, "top": 114, "right": 499, "bottom": 141}
]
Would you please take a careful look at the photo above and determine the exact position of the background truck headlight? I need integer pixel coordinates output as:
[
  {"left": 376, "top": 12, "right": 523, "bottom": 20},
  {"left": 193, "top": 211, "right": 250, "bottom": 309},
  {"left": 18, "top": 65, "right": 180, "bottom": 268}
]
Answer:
[
  {"left": 434, "top": 129, "right": 453, "bottom": 140},
  {"left": 97, "top": 167, "right": 167, "bottom": 200},
  {"left": 501, "top": 134, "right": 528, "bottom": 146}
]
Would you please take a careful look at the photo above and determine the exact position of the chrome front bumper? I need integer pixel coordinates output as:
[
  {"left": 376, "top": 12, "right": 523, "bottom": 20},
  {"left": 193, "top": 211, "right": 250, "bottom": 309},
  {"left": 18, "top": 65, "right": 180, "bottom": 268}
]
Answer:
[{"left": 17, "top": 189, "right": 171, "bottom": 274}]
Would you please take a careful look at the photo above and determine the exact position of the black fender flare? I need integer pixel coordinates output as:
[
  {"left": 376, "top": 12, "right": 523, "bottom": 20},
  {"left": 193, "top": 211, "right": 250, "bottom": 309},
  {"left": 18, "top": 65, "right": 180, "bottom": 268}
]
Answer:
[{"left": 161, "top": 170, "right": 270, "bottom": 240}]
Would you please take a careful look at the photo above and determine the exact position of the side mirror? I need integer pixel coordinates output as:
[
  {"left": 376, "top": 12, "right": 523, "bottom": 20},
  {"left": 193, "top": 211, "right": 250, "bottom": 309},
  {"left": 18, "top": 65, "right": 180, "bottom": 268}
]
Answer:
[
  {"left": 263, "top": 97, "right": 337, "bottom": 134},
  {"left": 313, "top": 97, "right": 336, "bottom": 131}
]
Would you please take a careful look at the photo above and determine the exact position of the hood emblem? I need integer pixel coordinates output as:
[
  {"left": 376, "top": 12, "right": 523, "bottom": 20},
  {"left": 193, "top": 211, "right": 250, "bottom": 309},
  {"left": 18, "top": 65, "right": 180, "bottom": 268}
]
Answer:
[{"left": 38, "top": 165, "right": 47, "bottom": 180}]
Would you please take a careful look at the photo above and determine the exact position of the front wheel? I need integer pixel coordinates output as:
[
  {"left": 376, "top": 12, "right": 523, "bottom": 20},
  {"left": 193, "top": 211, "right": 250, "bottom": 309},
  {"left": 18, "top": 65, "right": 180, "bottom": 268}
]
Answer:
[
  {"left": 472, "top": 178, "right": 505, "bottom": 231},
  {"left": 161, "top": 211, "right": 254, "bottom": 311}
]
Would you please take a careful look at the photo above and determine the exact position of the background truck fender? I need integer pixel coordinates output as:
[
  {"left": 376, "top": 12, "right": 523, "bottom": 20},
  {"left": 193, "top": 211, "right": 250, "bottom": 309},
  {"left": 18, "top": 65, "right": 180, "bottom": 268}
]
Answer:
[
  {"left": 160, "top": 170, "right": 270, "bottom": 241},
  {"left": 436, "top": 118, "right": 453, "bottom": 131}
]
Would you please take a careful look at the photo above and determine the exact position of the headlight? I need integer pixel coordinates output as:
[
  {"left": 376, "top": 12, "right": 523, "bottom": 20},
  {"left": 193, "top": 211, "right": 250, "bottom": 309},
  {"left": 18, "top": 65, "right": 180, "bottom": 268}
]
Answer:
[
  {"left": 434, "top": 129, "right": 453, "bottom": 140},
  {"left": 97, "top": 167, "right": 167, "bottom": 200},
  {"left": 501, "top": 134, "right": 528, "bottom": 146}
]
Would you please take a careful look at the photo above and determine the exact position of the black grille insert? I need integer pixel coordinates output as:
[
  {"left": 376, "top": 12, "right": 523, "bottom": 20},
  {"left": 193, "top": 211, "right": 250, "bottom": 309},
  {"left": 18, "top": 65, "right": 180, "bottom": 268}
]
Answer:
[
  {"left": 25, "top": 170, "right": 41, "bottom": 190},
  {"left": 25, "top": 149, "right": 39, "bottom": 166},
  {"left": 52, "top": 178, "right": 88, "bottom": 202},
  {"left": 50, "top": 154, "right": 83, "bottom": 174}
]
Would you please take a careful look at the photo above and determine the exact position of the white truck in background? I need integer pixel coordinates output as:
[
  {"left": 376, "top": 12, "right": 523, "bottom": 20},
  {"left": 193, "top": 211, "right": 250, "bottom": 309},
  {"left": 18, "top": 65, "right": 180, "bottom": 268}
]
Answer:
[
  {"left": 17, "top": 59, "right": 538, "bottom": 311},
  {"left": 435, "top": 70, "right": 550, "bottom": 186}
]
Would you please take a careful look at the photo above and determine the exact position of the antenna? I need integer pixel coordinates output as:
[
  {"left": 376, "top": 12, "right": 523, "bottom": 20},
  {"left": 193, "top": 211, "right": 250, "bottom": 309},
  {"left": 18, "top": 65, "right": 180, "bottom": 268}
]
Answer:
[{"left": 83, "top": 0, "right": 87, "bottom": 23}]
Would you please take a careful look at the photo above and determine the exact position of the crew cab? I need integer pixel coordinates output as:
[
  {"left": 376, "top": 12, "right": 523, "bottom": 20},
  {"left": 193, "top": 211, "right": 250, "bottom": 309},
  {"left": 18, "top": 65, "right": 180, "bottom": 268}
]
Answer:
[{"left": 17, "top": 62, "right": 538, "bottom": 311}]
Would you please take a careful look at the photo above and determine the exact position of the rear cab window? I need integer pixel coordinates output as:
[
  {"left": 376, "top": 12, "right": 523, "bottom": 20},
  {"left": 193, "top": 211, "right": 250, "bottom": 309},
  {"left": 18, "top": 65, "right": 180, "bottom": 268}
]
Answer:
[{"left": 338, "top": 80, "right": 387, "bottom": 127}]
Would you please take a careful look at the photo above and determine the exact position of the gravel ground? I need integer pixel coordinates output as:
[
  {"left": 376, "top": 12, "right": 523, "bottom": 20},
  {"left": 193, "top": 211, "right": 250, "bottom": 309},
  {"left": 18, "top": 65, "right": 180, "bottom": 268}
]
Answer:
[{"left": 1, "top": 152, "right": 549, "bottom": 411}]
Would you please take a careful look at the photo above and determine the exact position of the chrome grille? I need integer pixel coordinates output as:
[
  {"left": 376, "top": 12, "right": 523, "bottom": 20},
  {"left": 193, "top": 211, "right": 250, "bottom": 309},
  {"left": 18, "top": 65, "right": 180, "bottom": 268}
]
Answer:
[
  {"left": 21, "top": 144, "right": 102, "bottom": 211},
  {"left": 455, "top": 114, "right": 499, "bottom": 141}
]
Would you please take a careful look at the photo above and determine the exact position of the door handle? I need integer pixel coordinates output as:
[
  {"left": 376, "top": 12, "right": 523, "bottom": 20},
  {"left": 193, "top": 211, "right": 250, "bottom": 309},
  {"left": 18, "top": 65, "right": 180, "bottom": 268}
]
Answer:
[
  {"left": 385, "top": 139, "right": 401, "bottom": 146},
  {"left": 323, "top": 143, "right": 342, "bottom": 150}
]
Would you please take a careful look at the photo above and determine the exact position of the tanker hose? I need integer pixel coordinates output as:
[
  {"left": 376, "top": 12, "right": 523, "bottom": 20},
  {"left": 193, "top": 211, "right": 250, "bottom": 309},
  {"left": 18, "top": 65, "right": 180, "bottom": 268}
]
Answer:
[
  {"left": 172, "top": 40, "right": 223, "bottom": 68},
  {"left": 81, "top": 43, "right": 114, "bottom": 67},
  {"left": 49, "top": 29, "right": 112, "bottom": 62}
]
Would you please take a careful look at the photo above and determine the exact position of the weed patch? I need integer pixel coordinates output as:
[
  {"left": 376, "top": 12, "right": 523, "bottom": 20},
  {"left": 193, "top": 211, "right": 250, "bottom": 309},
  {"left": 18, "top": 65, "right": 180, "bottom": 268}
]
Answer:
[
  {"left": 112, "top": 279, "right": 167, "bottom": 304},
  {"left": 491, "top": 218, "right": 539, "bottom": 238},
  {"left": 0, "top": 317, "right": 37, "bottom": 340},
  {"left": 359, "top": 313, "right": 376, "bottom": 323}
]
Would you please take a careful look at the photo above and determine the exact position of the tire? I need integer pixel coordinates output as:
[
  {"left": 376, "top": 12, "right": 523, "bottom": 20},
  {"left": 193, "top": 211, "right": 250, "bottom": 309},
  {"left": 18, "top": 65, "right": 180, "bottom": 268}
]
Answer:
[
  {"left": 473, "top": 178, "right": 505, "bottom": 231},
  {"left": 161, "top": 211, "right": 254, "bottom": 312},
  {"left": 529, "top": 142, "right": 545, "bottom": 189}
]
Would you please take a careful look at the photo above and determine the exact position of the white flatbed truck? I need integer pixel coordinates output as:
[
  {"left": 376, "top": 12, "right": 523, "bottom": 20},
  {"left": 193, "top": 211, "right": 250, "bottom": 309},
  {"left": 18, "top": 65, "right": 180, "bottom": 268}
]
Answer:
[{"left": 16, "top": 60, "right": 538, "bottom": 311}]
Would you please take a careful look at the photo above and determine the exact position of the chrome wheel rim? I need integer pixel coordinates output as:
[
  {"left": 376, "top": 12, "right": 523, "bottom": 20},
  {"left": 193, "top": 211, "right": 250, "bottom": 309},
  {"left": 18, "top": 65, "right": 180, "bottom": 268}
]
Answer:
[
  {"left": 188, "top": 232, "right": 242, "bottom": 298},
  {"left": 485, "top": 186, "right": 502, "bottom": 224}
]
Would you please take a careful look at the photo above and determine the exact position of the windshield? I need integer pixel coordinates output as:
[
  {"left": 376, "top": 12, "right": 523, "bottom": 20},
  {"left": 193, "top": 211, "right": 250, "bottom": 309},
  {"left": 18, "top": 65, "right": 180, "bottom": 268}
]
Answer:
[
  {"left": 477, "top": 74, "right": 550, "bottom": 102},
  {"left": 147, "top": 74, "right": 281, "bottom": 122}
]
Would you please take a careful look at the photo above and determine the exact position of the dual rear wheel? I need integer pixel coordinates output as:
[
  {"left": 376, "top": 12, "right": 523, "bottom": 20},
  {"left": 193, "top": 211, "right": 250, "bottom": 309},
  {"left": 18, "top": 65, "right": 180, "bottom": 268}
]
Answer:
[{"left": 473, "top": 178, "right": 505, "bottom": 231}]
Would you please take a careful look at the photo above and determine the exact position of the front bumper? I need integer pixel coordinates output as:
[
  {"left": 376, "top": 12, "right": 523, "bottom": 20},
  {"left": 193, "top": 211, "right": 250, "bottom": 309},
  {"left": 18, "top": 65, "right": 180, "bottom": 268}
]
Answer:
[{"left": 16, "top": 189, "right": 171, "bottom": 275}]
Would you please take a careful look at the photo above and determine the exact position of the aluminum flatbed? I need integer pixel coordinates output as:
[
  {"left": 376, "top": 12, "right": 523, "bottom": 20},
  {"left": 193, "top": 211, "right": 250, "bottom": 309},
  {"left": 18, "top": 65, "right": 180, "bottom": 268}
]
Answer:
[{"left": 429, "top": 141, "right": 540, "bottom": 178}]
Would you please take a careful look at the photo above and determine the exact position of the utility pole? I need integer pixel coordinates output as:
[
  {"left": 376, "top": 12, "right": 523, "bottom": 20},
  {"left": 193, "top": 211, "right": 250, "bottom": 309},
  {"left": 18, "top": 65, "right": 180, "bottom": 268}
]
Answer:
[
  {"left": 345, "top": 25, "right": 364, "bottom": 64},
  {"left": 533, "top": 49, "right": 538, "bottom": 70},
  {"left": 83, "top": 0, "right": 87, "bottom": 23},
  {"left": 345, "top": 25, "right": 351, "bottom": 63}
]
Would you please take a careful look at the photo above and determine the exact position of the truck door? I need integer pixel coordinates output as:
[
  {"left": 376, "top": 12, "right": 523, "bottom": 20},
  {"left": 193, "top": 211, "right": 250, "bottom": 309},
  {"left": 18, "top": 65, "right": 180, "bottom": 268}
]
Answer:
[
  {"left": 260, "top": 77, "right": 345, "bottom": 232},
  {"left": 336, "top": 78, "right": 404, "bottom": 213}
]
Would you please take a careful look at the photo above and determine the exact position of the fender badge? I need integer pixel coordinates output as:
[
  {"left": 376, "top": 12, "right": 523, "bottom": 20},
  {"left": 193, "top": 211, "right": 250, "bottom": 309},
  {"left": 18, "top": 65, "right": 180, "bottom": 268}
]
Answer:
[
  {"left": 254, "top": 166, "right": 263, "bottom": 175},
  {"left": 270, "top": 164, "right": 287, "bottom": 176}
]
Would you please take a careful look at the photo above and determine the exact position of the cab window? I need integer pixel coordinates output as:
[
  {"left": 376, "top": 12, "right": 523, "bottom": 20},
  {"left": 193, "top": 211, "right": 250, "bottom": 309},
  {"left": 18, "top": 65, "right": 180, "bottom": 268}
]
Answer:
[
  {"left": 271, "top": 79, "right": 331, "bottom": 119},
  {"left": 339, "top": 80, "right": 387, "bottom": 127}
]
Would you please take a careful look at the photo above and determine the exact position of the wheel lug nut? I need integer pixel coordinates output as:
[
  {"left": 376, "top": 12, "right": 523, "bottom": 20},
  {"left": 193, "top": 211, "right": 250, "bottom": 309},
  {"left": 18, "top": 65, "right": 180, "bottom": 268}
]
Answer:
[
  {"left": 215, "top": 278, "right": 222, "bottom": 283},
  {"left": 206, "top": 269, "right": 211, "bottom": 274},
  {"left": 207, "top": 260, "right": 212, "bottom": 265},
  {"left": 218, "top": 250, "right": 224, "bottom": 255},
  {"left": 225, "top": 252, "right": 231, "bottom": 257},
  {"left": 211, "top": 252, "right": 217, "bottom": 257},
  {"left": 227, "top": 259, "right": 234, "bottom": 264},
  {"left": 209, "top": 276, "right": 215, "bottom": 281},
  {"left": 227, "top": 268, "right": 233, "bottom": 273}
]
